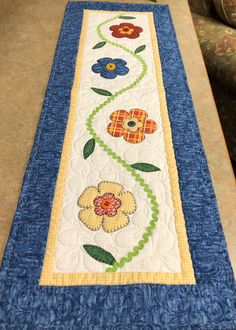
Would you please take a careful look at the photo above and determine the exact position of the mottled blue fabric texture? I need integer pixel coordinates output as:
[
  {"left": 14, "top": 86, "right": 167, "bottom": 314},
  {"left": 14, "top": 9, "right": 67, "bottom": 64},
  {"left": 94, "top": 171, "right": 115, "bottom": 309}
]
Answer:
[{"left": 0, "top": 2, "right": 235, "bottom": 329}]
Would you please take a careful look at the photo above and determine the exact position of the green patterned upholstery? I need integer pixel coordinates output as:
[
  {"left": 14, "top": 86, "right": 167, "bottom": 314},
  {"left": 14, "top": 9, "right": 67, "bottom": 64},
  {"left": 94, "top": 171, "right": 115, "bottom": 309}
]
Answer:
[
  {"left": 192, "top": 12, "right": 236, "bottom": 91},
  {"left": 189, "top": 0, "right": 236, "bottom": 161}
]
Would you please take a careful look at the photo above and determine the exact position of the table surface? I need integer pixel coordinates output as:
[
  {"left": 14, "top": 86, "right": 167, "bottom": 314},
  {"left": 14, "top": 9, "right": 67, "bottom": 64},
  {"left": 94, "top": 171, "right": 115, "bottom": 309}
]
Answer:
[{"left": 0, "top": 0, "right": 235, "bottom": 276}]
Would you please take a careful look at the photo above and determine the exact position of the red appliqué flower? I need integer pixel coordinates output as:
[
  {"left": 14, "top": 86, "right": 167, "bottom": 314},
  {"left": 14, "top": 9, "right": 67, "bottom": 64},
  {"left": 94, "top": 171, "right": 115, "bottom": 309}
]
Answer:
[{"left": 109, "top": 23, "right": 143, "bottom": 39}]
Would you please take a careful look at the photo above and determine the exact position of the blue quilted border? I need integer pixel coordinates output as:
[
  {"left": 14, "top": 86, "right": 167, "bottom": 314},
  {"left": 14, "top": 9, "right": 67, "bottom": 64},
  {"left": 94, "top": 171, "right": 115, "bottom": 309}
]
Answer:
[{"left": 0, "top": 2, "right": 235, "bottom": 329}]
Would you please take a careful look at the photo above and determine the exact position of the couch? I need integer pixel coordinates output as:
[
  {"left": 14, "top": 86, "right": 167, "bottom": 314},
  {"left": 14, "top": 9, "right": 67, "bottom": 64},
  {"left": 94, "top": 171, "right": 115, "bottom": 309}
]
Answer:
[{"left": 188, "top": 0, "right": 236, "bottom": 168}]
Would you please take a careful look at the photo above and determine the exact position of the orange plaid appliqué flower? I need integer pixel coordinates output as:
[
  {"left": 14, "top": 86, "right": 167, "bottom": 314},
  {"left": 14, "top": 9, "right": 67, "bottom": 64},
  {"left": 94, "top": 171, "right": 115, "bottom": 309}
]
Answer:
[{"left": 107, "top": 109, "right": 157, "bottom": 144}]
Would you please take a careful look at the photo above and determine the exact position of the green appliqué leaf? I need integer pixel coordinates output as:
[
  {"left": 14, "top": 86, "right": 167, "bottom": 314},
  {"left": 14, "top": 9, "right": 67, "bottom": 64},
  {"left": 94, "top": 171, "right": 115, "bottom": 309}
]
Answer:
[
  {"left": 149, "top": 0, "right": 157, "bottom": 3},
  {"left": 83, "top": 138, "right": 95, "bottom": 159},
  {"left": 83, "top": 245, "right": 116, "bottom": 265},
  {"left": 93, "top": 41, "right": 106, "bottom": 49},
  {"left": 119, "top": 16, "right": 136, "bottom": 19},
  {"left": 91, "top": 87, "right": 112, "bottom": 96},
  {"left": 135, "top": 45, "right": 146, "bottom": 54},
  {"left": 131, "top": 163, "right": 160, "bottom": 172}
]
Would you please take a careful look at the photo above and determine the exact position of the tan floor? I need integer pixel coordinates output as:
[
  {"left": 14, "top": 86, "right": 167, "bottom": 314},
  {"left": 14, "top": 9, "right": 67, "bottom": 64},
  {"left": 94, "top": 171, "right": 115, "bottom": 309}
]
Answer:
[{"left": 0, "top": 0, "right": 236, "bottom": 276}]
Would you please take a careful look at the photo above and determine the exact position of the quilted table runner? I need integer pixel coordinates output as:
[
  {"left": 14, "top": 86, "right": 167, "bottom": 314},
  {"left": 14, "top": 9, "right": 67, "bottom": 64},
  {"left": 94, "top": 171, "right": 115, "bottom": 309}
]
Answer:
[{"left": 0, "top": 1, "right": 235, "bottom": 329}]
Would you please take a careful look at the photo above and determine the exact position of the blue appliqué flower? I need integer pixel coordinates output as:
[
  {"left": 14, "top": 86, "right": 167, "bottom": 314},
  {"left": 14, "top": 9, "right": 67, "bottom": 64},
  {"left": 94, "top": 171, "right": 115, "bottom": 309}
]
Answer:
[{"left": 91, "top": 57, "right": 129, "bottom": 79}]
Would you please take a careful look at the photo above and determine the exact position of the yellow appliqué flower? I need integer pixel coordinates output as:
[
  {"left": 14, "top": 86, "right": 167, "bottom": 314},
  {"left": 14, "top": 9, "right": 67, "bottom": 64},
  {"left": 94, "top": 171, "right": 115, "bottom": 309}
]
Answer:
[{"left": 77, "top": 181, "right": 136, "bottom": 233}]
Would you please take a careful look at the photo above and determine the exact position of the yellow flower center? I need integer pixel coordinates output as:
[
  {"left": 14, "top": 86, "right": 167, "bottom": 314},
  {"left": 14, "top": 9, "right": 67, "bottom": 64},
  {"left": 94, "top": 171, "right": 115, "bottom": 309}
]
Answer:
[
  {"left": 106, "top": 63, "right": 116, "bottom": 71},
  {"left": 118, "top": 27, "right": 134, "bottom": 35}
]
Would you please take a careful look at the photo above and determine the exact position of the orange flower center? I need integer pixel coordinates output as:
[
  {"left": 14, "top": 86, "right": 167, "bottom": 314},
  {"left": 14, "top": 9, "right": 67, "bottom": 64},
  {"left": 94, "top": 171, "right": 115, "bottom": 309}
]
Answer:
[{"left": 100, "top": 198, "right": 113, "bottom": 210}]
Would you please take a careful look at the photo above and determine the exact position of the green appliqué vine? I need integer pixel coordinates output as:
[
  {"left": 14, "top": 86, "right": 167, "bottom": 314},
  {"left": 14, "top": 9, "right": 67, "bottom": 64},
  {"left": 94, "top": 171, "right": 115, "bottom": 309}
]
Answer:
[{"left": 85, "top": 15, "right": 160, "bottom": 272}]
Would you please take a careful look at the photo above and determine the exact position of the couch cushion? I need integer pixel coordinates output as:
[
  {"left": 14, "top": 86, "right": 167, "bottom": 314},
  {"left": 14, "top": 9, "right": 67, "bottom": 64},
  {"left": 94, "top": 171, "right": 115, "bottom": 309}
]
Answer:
[
  {"left": 192, "top": 12, "right": 236, "bottom": 92},
  {"left": 210, "top": 79, "right": 236, "bottom": 161},
  {"left": 188, "top": 0, "right": 216, "bottom": 17},
  {"left": 213, "top": 0, "right": 236, "bottom": 28}
]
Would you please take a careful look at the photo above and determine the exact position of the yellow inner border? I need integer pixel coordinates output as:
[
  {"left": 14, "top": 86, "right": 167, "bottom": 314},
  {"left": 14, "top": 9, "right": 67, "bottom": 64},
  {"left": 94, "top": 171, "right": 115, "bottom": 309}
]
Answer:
[{"left": 40, "top": 10, "right": 196, "bottom": 286}]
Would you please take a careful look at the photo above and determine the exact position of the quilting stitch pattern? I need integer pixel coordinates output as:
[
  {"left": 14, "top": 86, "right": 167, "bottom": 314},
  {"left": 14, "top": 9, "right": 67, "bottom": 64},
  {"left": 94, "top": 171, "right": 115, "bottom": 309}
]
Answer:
[{"left": 84, "top": 14, "right": 160, "bottom": 272}]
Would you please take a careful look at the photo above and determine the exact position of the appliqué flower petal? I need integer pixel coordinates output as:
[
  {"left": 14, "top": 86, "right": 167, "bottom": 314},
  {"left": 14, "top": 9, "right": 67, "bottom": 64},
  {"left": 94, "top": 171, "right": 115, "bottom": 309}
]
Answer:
[
  {"left": 110, "top": 110, "right": 130, "bottom": 122},
  {"left": 107, "top": 122, "right": 125, "bottom": 137},
  {"left": 102, "top": 211, "right": 130, "bottom": 233},
  {"left": 77, "top": 186, "right": 99, "bottom": 208},
  {"left": 98, "top": 181, "right": 124, "bottom": 196},
  {"left": 143, "top": 119, "right": 157, "bottom": 134},
  {"left": 123, "top": 130, "right": 145, "bottom": 144},
  {"left": 119, "top": 191, "right": 137, "bottom": 214},
  {"left": 129, "top": 109, "right": 148, "bottom": 123},
  {"left": 79, "top": 208, "right": 103, "bottom": 231}
]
